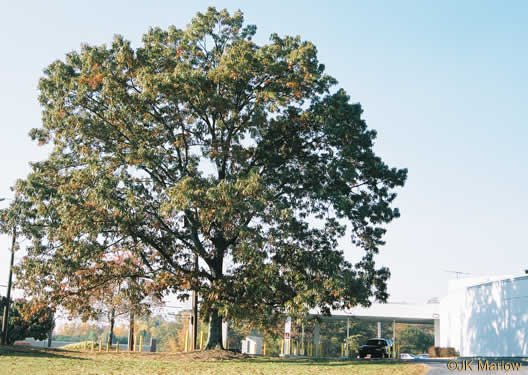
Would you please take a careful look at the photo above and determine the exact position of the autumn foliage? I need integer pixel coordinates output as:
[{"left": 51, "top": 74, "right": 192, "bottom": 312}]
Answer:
[
  {"left": 10, "top": 7, "right": 406, "bottom": 349},
  {"left": 0, "top": 298, "right": 54, "bottom": 345}
]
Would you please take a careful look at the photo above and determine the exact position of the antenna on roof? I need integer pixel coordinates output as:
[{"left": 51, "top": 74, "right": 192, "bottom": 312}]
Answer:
[{"left": 444, "top": 270, "right": 471, "bottom": 280}]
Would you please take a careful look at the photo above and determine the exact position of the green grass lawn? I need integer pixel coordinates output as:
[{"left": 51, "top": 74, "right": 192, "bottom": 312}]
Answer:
[{"left": 0, "top": 346, "right": 428, "bottom": 375}]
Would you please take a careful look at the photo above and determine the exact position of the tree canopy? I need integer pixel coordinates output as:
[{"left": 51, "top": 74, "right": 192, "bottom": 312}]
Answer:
[
  {"left": 11, "top": 7, "right": 407, "bottom": 349},
  {"left": 0, "top": 298, "right": 54, "bottom": 345},
  {"left": 398, "top": 326, "right": 435, "bottom": 354}
]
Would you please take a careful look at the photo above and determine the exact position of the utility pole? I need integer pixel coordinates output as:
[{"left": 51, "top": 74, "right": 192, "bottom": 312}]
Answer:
[
  {"left": 191, "top": 254, "right": 198, "bottom": 350},
  {"left": 1, "top": 227, "right": 16, "bottom": 345},
  {"left": 184, "top": 211, "right": 199, "bottom": 351}
]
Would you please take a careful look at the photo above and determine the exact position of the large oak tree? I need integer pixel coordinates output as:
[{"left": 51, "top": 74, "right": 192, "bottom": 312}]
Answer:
[{"left": 13, "top": 8, "right": 407, "bottom": 349}]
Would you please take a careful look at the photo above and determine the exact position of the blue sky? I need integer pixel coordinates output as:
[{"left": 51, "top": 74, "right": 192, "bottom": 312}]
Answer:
[{"left": 1, "top": 1, "right": 527, "bottom": 305}]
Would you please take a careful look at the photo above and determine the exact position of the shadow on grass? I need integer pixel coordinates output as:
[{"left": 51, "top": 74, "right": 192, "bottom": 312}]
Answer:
[
  {"left": 234, "top": 357, "right": 411, "bottom": 367},
  {"left": 0, "top": 345, "right": 87, "bottom": 360}
]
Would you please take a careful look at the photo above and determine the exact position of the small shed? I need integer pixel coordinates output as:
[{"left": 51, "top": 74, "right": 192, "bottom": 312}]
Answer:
[{"left": 241, "top": 336, "right": 263, "bottom": 355}]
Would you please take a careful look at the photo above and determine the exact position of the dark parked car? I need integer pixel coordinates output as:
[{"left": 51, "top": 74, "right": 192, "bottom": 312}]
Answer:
[{"left": 358, "top": 338, "right": 393, "bottom": 358}]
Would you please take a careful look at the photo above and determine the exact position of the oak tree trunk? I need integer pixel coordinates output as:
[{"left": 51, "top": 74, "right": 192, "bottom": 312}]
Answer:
[
  {"left": 204, "top": 309, "right": 223, "bottom": 350},
  {"left": 128, "top": 312, "right": 135, "bottom": 351}
]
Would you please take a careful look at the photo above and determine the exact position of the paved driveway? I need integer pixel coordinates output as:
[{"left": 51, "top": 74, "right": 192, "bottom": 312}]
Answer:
[{"left": 420, "top": 358, "right": 528, "bottom": 374}]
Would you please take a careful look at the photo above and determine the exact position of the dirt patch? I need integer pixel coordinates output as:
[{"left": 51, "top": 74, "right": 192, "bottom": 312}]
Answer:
[
  {"left": 2, "top": 346, "right": 249, "bottom": 361},
  {"left": 146, "top": 349, "right": 249, "bottom": 361}
]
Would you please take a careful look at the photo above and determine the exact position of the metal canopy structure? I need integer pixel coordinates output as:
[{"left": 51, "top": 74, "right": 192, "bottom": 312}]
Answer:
[
  {"left": 310, "top": 302, "right": 439, "bottom": 325},
  {"left": 319, "top": 314, "right": 434, "bottom": 325},
  {"left": 274, "top": 302, "right": 442, "bottom": 356}
]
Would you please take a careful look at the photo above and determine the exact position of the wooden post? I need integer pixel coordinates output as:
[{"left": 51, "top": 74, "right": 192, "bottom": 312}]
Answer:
[
  {"left": 133, "top": 334, "right": 137, "bottom": 352},
  {"left": 139, "top": 335, "right": 143, "bottom": 352},
  {"left": 91, "top": 339, "right": 95, "bottom": 352},
  {"left": 184, "top": 330, "right": 189, "bottom": 352},
  {"left": 116, "top": 340, "right": 119, "bottom": 353},
  {"left": 106, "top": 340, "right": 109, "bottom": 352},
  {"left": 263, "top": 342, "right": 266, "bottom": 356},
  {"left": 200, "top": 331, "right": 204, "bottom": 350}
]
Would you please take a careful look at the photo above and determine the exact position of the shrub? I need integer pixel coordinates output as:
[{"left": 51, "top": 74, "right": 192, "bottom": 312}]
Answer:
[{"left": 428, "top": 346, "right": 457, "bottom": 357}]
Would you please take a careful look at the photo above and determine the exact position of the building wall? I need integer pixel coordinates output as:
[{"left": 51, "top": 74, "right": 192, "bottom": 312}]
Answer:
[
  {"left": 440, "top": 276, "right": 528, "bottom": 356},
  {"left": 241, "top": 336, "right": 263, "bottom": 355},
  {"left": 439, "top": 285, "right": 464, "bottom": 352}
]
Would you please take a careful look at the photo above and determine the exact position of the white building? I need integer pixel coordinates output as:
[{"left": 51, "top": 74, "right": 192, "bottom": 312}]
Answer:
[
  {"left": 241, "top": 336, "right": 263, "bottom": 355},
  {"left": 439, "top": 274, "right": 528, "bottom": 356}
]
